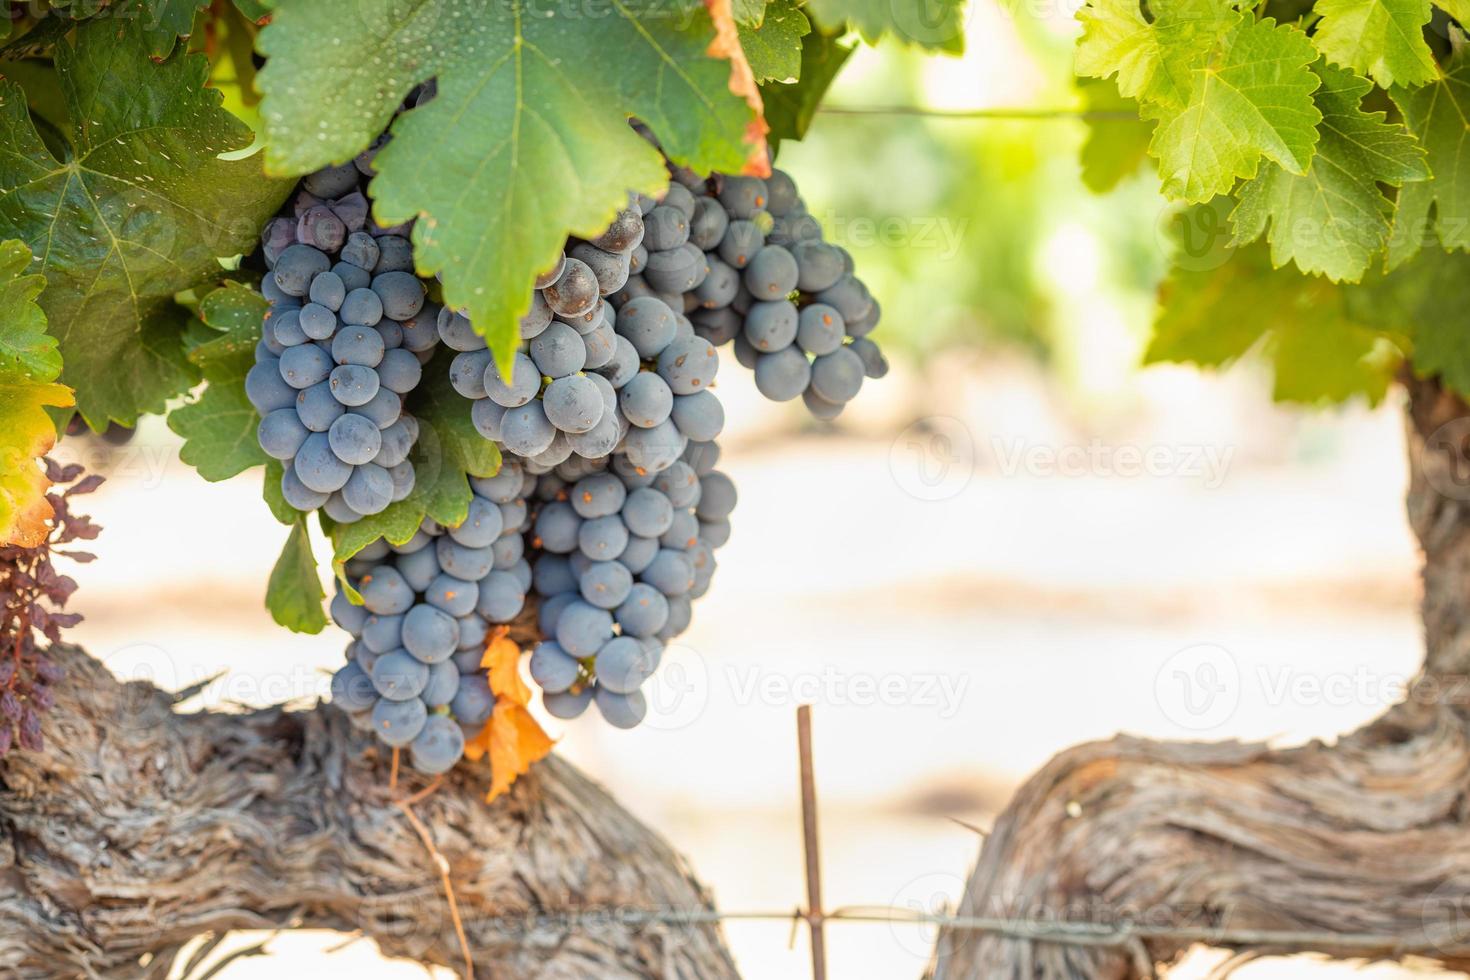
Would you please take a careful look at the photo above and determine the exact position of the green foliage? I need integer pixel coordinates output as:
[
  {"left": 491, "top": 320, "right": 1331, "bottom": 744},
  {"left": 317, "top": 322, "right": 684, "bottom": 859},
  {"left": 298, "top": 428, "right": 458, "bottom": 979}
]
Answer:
[
  {"left": 1149, "top": 204, "right": 1405, "bottom": 405},
  {"left": 804, "top": 0, "right": 965, "bottom": 52},
  {"left": 0, "top": 17, "right": 290, "bottom": 429},
  {"left": 1389, "top": 55, "right": 1470, "bottom": 257},
  {"left": 266, "top": 518, "right": 328, "bottom": 634},
  {"left": 257, "top": 0, "right": 755, "bottom": 370},
  {"left": 740, "top": 0, "right": 812, "bottom": 83},
  {"left": 1311, "top": 0, "right": 1438, "bottom": 87},
  {"left": 1231, "top": 61, "right": 1428, "bottom": 282},
  {"left": 763, "top": 27, "right": 856, "bottom": 147},
  {"left": 168, "top": 282, "right": 270, "bottom": 482},
  {"left": 1077, "top": 80, "right": 1152, "bottom": 192}
]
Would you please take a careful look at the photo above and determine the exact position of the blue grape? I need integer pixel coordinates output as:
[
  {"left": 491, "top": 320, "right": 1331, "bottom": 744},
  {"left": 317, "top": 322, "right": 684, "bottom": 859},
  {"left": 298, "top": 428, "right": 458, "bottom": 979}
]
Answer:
[
  {"left": 450, "top": 349, "right": 493, "bottom": 400},
  {"left": 360, "top": 566, "right": 415, "bottom": 615},
  {"left": 544, "top": 686, "right": 594, "bottom": 719},
  {"left": 361, "top": 613, "right": 404, "bottom": 653},
  {"left": 422, "top": 661, "right": 462, "bottom": 708},
  {"left": 340, "top": 287, "right": 384, "bottom": 326},
  {"left": 342, "top": 463, "right": 393, "bottom": 515},
  {"left": 469, "top": 460, "right": 525, "bottom": 503},
  {"left": 695, "top": 471, "right": 737, "bottom": 521},
  {"left": 426, "top": 572, "right": 479, "bottom": 618},
  {"left": 580, "top": 560, "right": 632, "bottom": 609},
  {"left": 372, "top": 271, "right": 426, "bottom": 320},
  {"left": 690, "top": 307, "right": 742, "bottom": 347},
  {"left": 308, "top": 270, "right": 347, "bottom": 311},
  {"left": 538, "top": 591, "right": 580, "bottom": 638},
  {"left": 660, "top": 594, "right": 693, "bottom": 639},
  {"left": 373, "top": 236, "right": 414, "bottom": 274},
  {"left": 449, "top": 496, "right": 504, "bottom": 548},
  {"left": 615, "top": 296, "right": 677, "bottom": 358},
  {"left": 670, "top": 391, "right": 724, "bottom": 442},
  {"left": 456, "top": 613, "right": 489, "bottom": 651},
  {"left": 279, "top": 344, "right": 334, "bottom": 389},
  {"left": 744, "top": 300, "right": 798, "bottom": 352},
  {"left": 402, "top": 604, "right": 459, "bottom": 663},
  {"left": 660, "top": 510, "right": 700, "bottom": 551},
  {"left": 520, "top": 290, "right": 554, "bottom": 339},
  {"left": 372, "top": 650, "right": 429, "bottom": 700},
  {"left": 334, "top": 259, "right": 372, "bottom": 292},
  {"left": 543, "top": 375, "right": 605, "bottom": 434},
  {"left": 372, "top": 696, "right": 427, "bottom": 746},
  {"left": 809, "top": 347, "right": 864, "bottom": 403},
  {"left": 500, "top": 401, "right": 557, "bottom": 457},
  {"left": 718, "top": 220, "right": 765, "bottom": 269},
  {"left": 656, "top": 335, "right": 718, "bottom": 394},
  {"left": 271, "top": 308, "right": 308, "bottom": 347},
  {"left": 331, "top": 590, "right": 369, "bottom": 634},
  {"left": 543, "top": 257, "right": 600, "bottom": 318},
  {"left": 530, "top": 641, "right": 581, "bottom": 694},
  {"left": 790, "top": 240, "right": 846, "bottom": 293},
  {"left": 643, "top": 206, "right": 690, "bottom": 251},
  {"left": 484, "top": 351, "right": 542, "bottom": 408},
  {"left": 569, "top": 242, "right": 632, "bottom": 295},
  {"left": 596, "top": 335, "right": 640, "bottom": 388},
  {"left": 622, "top": 420, "right": 686, "bottom": 475},
  {"left": 763, "top": 169, "right": 799, "bottom": 215},
  {"left": 410, "top": 715, "right": 465, "bottom": 774},
  {"left": 357, "top": 386, "right": 402, "bottom": 428},
  {"left": 596, "top": 636, "right": 654, "bottom": 694},
  {"left": 273, "top": 244, "right": 330, "bottom": 296},
  {"left": 475, "top": 570, "right": 525, "bottom": 622},
  {"left": 332, "top": 325, "right": 385, "bottom": 367},
  {"left": 594, "top": 686, "right": 647, "bottom": 729},
  {"left": 534, "top": 501, "right": 581, "bottom": 553},
  {"left": 802, "top": 387, "right": 844, "bottom": 421},
  {"left": 616, "top": 583, "right": 669, "bottom": 638},
  {"left": 533, "top": 554, "right": 577, "bottom": 595},
  {"left": 299, "top": 302, "right": 337, "bottom": 340},
  {"left": 556, "top": 600, "right": 614, "bottom": 658},
  {"left": 814, "top": 275, "right": 874, "bottom": 325},
  {"left": 654, "top": 462, "right": 700, "bottom": 508},
  {"left": 591, "top": 205, "right": 646, "bottom": 253},
  {"left": 329, "top": 364, "right": 380, "bottom": 407},
  {"left": 259, "top": 409, "right": 310, "bottom": 460},
  {"left": 281, "top": 464, "right": 330, "bottom": 511},
  {"left": 700, "top": 518, "right": 732, "bottom": 548},
  {"left": 619, "top": 372, "right": 673, "bottom": 428},
  {"left": 294, "top": 432, "right": 351, "bottom": 493},
  {"left": 578, "top": 514, "right": 628, "bottom": 561},
  {"left": 331, "top": 662, "right": 378, "bottom": 712},
  {"left": 642, "top": 549, "right": 694, "bottom": 596},
  {"left": 389, "top": 460, "right": 415, "bottom": 501},
  {"left": 753, "top": 346, "right": 811, "bottom": 402},
  {"left": 436, "top": 536, "right": 494, "bottom": 580},
  {"left": 618, "top": 534, "right": 660, "bottom": 575},
  {"left": 374, "top": 418, "right": 415, "bottom": 468},
  {"left": 376, "top": 348, "right": 422, "bottom": 394},
  {"left": 744, "top": 245, "right": 799, "bottom": 299},
  {"left": 689, "top": 196, "right": 730, "bottom": 250},
  {"left": 683, "top": 440, "right": 720, "bottom": 474},
  {"left": 396, "top": 543, "right": 441, "bottom": 592},
  {"left": 643, "top": 243, "right": 706, "bottom": 294},
  {"left": 529, "top": 321, "right": 587, "bottom": 378},
  {"left": 581, "top": 320, "right": 617, "bottom": 370},
  {"left": 323, "top": 491, "right": 362, "bottom": 524},
  {"left": 328, "top": 413, "right": 382, "bottom": 465},
  {"left": 570, "top": 473, "right": 626, "bottom": 519},
  {"left": 661, "top": 183, "right": 697, "bottom": 219},
  {"left": 718, "top": 176, "right": 769, "bottom": 219},
  {"left": 849, "top": 336, "right": 889, "bottom": 378},
  {"left": 450, "top": 675, "right": 495, "bottom": 726},
  {"left": 796, "top": 303, "right": 845, "bottom": 356},
  {"left": 437, "top": 309, "right": 486, "bottom": 352},
  {"left": 846, "top": 297, "right": 881, "bottom": 339},
  {"left": 693, "top": 258, "right": 739, "bottom": 309},
  {"left": 620, "top": 486, "right": 674, "bottom": 537}
]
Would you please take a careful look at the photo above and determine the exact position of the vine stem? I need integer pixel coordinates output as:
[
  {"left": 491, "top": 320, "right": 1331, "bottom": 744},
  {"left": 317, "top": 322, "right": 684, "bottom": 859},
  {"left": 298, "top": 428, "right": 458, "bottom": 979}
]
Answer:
[{"left": 395, "top": 792, "right": 475, "bottom": 980}]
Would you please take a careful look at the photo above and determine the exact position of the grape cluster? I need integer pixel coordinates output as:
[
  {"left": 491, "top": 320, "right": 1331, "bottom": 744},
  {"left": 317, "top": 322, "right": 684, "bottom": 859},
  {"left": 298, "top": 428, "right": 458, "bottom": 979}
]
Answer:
[
  {"left": 328, "top": 463, "right": 534, "bottom": 773},
  {"left": 247, "top": 161, "right": 440, "bottom": 522},
  {"left": 629, "top": 166, "right": 890, "bottom": 419}
]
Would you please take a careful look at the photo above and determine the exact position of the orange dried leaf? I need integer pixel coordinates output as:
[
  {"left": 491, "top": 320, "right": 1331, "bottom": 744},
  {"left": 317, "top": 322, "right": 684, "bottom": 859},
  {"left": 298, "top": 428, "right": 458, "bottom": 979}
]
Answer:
[
  {"left": 485, "top": 702, "right": 555, "bottom": 802},
  {"left": 705, "top": 0, "right": 772, "bottom": 176},
  {"left": 482, "top": 631, "right": 531, "bottom": 706}
]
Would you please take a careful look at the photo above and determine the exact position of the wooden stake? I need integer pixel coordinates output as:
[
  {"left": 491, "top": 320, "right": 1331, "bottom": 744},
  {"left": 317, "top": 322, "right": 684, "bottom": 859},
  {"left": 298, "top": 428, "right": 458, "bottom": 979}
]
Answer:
[{"left": 797, "top": 704, "right": 827, "bottom": 980}]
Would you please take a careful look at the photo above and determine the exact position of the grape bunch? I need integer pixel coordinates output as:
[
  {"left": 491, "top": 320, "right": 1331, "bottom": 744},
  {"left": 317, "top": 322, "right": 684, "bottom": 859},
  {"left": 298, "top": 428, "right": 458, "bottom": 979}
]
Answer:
[
  {"left": 521, "top": 442, "right": 735, "bottom": 728},
  {"left": 625, "top": 164, "right": 889, "bottom": 419},
  {"left": 246, "top": 161, "right": 441, "bottom": 522},
  {"left": 327, "top": 463, "right": 534, "bottom": 774}
]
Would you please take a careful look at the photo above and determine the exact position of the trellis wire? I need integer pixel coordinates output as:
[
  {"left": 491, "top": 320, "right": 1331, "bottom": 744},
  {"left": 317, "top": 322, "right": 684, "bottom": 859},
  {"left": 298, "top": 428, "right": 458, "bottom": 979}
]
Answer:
[{"left": 816, "top": 104, "right": 1137, "bottom": 119}]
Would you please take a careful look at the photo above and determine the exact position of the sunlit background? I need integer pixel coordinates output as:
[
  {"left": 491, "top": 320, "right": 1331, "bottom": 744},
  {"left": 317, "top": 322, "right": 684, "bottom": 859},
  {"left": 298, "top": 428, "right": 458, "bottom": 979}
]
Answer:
[{"left": 56, "top": 6, "right": 1456, "bottom": 978}]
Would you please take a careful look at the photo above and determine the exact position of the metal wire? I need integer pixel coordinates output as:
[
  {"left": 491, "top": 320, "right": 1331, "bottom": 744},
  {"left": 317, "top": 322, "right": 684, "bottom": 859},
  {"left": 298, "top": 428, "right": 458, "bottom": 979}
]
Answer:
[{"left": 815, "top": 105, "right": 1137, "bottom": 120}]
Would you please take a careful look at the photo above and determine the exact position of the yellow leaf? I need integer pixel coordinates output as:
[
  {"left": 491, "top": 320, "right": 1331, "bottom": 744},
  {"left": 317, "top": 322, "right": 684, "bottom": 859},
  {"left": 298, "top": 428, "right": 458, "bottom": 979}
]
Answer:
[
  {"left": 481, "top": 628, "right": 531, "bottom": 706},
  {"left": 0, "top": 382, "right": 72, "bottom": 546},
  {"left": 485, "top": 702, "right": 555, "bottom": 802}
]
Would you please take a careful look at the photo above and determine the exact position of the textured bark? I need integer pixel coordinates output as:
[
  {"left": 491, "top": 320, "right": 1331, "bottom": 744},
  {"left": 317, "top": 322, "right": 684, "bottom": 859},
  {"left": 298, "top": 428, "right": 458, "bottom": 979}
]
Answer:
[
  {"left": 931, "top": 374, "right": 1470, "bottom": 979},
  {"left": 0, "top": 641, "right": 739, "bottom": 979}
]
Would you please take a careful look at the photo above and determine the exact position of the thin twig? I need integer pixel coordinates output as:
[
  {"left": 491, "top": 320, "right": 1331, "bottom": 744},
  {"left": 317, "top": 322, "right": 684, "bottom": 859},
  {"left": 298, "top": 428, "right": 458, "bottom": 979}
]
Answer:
[
  {"left": 389, "top": 747, "right": 400, "bottom": 792},
  {"left": 395, "top": 797, "right": 475, "bottom": 980},
  {"left": 816, "top": 105, "right": 1137, "bottom": 120},
  {"left": 400, "top": 774, "right": 445, "bottom": 806}
]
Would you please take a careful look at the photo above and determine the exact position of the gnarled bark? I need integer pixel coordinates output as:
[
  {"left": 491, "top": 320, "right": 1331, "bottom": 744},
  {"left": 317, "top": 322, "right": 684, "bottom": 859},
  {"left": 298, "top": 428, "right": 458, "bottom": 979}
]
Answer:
[
  {"left": 0, "top": 643, "right": 739, "bottom": 979},
  {"left": 931, "top": 374, "right": 1470, "bottom": 979}
]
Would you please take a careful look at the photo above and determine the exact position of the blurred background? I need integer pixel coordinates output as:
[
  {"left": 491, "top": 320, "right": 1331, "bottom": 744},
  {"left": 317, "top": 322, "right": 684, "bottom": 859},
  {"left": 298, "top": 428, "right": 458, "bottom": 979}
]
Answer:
[{"left": 58, "top": 5, "right": 1454, "bottom": 979}]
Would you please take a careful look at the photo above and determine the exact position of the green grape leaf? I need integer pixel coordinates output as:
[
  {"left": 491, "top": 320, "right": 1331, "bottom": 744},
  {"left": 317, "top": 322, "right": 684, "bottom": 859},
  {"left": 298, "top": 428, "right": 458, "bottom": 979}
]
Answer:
[
  {"left": 167, "top": 281, "right": 269, "bottom": 482},
  {"left": 1390, "top": 56, "right": 1470, "bottom": 253},
  {"left": 0, "top": 18, "right": 291, "bottom": 430},
  {"left": 325, "top": 350, "right": 501, "bottom": 568},
  {"left": 763, "top": 27, "right": 855, "bottom": 148},
  {"left": 1076, "top": 0, "right": 1239, "bottom": 113},
  {"left": 1347, "top": 245, "right": 1470, "bottom": 396},
  {"left": 140, "top": 0, "right": 210, "bottom": 56},
  {"left": 739, "top": 0, "right": 811, "bottom": 83},
  {"left": 803, "top": 0, "right": 965, "bottom": 51},
  {"left": 258, "top": 0, "right": 756, "bottom": 372},
  {"left": 735, "top": 0, "right": 768, "bottom": 25},
  {"left": 1078, "top": 79, "right": 1154, "bottom": 192},
  {"left": 1311, "top": 0, "right": 1437, "bottom": 87},
  {"left": 262, "top": 459, "right": 296, "bottom": 527},
  {"left": 0, "top": 240, "right": 74, "bottom": 548},
  {"left": 1231, "top": 62, "right": 1429, "bottom": 282},
  {"left": 1148, "top": 201, "right": 1404, "bottom": 404},
  {"left": 1150, "top": 18, "right": 1323, "bottom": 203},
  {"left": 267, "top": 517, "right": 327, "bottom": 634}
]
